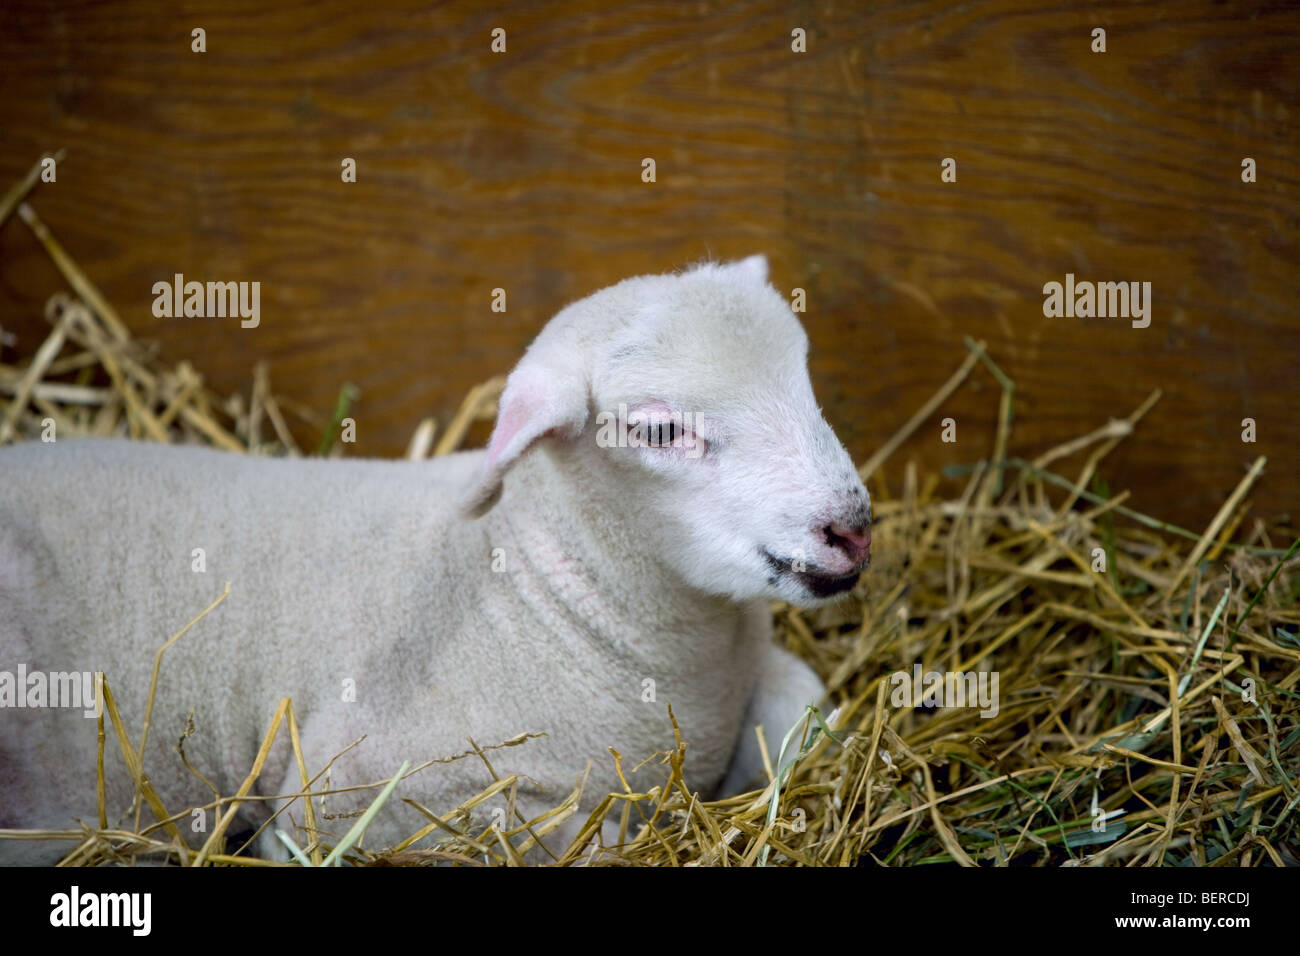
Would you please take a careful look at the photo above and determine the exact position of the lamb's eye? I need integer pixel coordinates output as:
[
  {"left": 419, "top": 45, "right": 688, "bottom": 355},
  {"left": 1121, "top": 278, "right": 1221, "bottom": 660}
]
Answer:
[
  {"left": 624, "top": 406, "right": 705, "bottom": 458},
  {"left": 647, "top": 420, "right": 679, "bottom": 446}
]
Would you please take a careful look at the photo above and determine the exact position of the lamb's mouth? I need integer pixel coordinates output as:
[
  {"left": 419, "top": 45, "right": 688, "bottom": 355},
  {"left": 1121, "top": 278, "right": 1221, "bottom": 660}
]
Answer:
[{"left": 761, "top": 549, "right": 861, "bottom": 598}]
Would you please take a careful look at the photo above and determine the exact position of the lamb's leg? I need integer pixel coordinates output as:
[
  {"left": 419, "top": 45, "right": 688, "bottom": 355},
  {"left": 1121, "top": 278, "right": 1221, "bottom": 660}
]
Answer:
[{"left": 718, "top": 641, "right": 827, "bottom": 797}]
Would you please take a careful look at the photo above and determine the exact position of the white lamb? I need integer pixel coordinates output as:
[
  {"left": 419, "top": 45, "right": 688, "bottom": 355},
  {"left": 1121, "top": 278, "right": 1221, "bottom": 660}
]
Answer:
[{"left": 0, "top": 255, "right": 871, "bottom": 864}]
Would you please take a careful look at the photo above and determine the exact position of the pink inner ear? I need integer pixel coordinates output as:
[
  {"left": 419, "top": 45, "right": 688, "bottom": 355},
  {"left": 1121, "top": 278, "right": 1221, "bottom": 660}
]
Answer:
[
  {"left": 488, "top": 398, "right": 527, "bottom": 468},
  {"left": 486, "top": 388, "right": 537, "bottom": 468}
]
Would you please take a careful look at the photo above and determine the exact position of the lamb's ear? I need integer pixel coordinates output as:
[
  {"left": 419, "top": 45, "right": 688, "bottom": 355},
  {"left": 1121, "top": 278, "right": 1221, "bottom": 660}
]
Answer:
[
  {"left": 732, "top": 254, "right": 769, "bottom": 285},
  {"left": 461, "top": 333, "right": 589, "bottom": 519}
]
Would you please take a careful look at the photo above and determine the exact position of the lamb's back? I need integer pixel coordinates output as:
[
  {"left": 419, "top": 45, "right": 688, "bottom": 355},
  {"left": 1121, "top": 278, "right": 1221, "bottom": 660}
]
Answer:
[{"left": 0, "top": 438, "right": 488, "bottom": 842}]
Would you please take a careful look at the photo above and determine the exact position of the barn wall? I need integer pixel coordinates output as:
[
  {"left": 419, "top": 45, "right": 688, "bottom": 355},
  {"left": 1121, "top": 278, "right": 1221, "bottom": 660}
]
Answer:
[{"left": 1, "top": 0, "right": 1296, "bottom": 525}]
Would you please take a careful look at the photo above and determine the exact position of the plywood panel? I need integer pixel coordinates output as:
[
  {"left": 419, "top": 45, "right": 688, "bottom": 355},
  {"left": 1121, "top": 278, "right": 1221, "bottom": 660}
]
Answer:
[{"left": 1, "top": 0, "right": 1296, "bottom": 525}]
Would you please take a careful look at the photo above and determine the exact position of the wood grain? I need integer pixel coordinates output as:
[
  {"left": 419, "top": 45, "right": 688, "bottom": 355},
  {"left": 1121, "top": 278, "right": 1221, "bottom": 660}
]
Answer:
[{"left": 0, "top": 0, "right": 1296, "bottom": 526}]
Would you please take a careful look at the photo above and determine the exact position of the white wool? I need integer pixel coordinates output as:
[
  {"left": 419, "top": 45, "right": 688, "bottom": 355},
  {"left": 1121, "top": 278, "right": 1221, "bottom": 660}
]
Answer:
[{"left": 0, "top": 255, "right": 870, "bottom": 863}]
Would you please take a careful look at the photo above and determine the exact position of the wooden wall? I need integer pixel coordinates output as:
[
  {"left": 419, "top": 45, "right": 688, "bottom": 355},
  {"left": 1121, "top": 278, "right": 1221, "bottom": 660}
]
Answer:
[{"left": 1, "top": 0, "right": 1296, "bottom": 526}]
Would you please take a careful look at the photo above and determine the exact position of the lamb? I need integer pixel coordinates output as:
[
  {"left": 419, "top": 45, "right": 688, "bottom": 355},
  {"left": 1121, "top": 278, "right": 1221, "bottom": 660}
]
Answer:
[{"left": 0, "top": 255, "right": 872, "bottom": 865}]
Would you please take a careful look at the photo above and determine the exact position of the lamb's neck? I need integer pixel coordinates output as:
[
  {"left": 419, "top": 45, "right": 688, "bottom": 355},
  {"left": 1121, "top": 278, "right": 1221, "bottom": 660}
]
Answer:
[{"left": 488, "top": 447, "right": 746, "bottom": 657}]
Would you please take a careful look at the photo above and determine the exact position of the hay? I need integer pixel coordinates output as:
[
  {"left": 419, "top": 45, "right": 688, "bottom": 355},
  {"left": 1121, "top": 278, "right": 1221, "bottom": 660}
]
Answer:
[{"left": 1, "top": 155, "right": 1297, "bottom": 866}]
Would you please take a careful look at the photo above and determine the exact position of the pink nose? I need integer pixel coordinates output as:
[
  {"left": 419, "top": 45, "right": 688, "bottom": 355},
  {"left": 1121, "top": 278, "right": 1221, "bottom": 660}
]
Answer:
[{"left": 826, "top": 522, "right": 871, "bottom": 566}]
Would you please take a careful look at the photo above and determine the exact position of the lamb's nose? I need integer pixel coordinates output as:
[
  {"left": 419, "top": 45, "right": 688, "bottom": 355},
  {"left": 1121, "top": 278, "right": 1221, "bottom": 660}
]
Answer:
[{"left": 825, "top": 521, "right": 871, "bottom": 566}]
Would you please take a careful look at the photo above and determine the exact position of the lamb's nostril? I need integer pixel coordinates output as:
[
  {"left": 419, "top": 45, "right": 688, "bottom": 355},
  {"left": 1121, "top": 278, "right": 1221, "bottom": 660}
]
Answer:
[{"left": 825, "top": 522, "right": 871, "bottom": 562}]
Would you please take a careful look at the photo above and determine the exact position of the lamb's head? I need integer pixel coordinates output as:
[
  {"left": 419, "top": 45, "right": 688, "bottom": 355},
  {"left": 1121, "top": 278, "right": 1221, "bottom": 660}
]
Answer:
[{"left": 463, "top": 254, "right": 871, "bottom": 607}]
